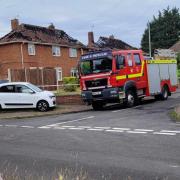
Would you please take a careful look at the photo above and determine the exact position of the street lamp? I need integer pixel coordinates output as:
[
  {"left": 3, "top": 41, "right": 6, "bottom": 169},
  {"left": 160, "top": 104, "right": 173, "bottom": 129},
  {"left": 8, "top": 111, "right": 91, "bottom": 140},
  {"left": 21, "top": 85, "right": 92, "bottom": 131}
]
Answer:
[{"left": 148, "top": 21, "right": 152, "bottom": 58}]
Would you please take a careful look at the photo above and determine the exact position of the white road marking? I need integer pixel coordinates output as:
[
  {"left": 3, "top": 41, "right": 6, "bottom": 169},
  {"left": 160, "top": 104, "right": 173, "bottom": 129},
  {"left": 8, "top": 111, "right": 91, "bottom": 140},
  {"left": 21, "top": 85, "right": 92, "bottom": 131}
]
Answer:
[
  {"left": 127, "top": 131, "right": 147, "bottom": 134},
  {"left": 53, "top": 127, "right": 66, "bottom": 130},
  {"left": 106, "top": 129, "right": 124, "bottom": 133},
  {"left": 0, "top": 125, "right": 3, "bottom": 127},
  {"left": 61, "top": 126, "right": 75, "bottom": 128},
  {"left": 87, "top": 128, "right": 104, "bottom": 131},
  {"left": 160, "top": 130, "right": 180, "bottom": 134},
  {"left": 94, "top": 127, "right": 111, "bottom": 129},
  {"left": 153, "top": 132, "right": 176, "bottom": 136},
  {"left": 20, "top": 126, "right": 34, "bottom": 128},
  {"left": 5, "top": 125, "right": 17, "bottom": 127},
  {"left": 134, "top": 129, "right": 154, "bottom": 132},
  {"left": 42, "top": 116, "right": 95, "bottom": 128},
  {"left": 78, "top": 126, "right": 92, "bottom": 129},
  {"left": 112, "top": 128, "right": 130, "bottom": 131},
  {"left": 38, "top": 126, "right": 51, "bottom": 129},
  {"left": 68, "top": 127, "right": 84, "bottom": 130}
]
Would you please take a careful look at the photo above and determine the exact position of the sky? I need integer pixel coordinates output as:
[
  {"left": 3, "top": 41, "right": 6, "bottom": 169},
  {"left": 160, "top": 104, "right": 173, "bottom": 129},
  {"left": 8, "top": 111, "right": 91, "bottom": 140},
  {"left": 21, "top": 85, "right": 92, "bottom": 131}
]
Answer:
[{"left": 0, "top": 0, "right": 179, "bottom": 48}]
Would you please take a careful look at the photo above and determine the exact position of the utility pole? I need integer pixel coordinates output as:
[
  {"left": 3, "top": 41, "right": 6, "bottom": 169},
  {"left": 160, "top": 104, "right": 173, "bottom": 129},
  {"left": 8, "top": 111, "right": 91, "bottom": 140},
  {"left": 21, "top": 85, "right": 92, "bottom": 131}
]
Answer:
[{"left": 148, "top": 21, "right": 152, "bottom": 58}]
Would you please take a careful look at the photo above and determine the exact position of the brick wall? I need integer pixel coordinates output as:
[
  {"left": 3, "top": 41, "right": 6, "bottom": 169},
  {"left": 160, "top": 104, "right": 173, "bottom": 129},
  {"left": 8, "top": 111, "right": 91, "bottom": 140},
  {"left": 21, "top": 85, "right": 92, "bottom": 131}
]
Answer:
[
  {"left": 0, "top": 42, "right": 87, "bottom": 80},
  {"left": 56, "top": 95, "right": 85, "bottom": 105}
]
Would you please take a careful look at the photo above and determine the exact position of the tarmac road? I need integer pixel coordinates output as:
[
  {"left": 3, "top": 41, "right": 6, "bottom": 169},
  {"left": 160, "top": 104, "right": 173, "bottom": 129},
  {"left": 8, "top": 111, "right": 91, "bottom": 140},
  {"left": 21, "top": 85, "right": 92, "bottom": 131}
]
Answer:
[{"left": 0, "top": 91, "right": 180, "bottom": 179}]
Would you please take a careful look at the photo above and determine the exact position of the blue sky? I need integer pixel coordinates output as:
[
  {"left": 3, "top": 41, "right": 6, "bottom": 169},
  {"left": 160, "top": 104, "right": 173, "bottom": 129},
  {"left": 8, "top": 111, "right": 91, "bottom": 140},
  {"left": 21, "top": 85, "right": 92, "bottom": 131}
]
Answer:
[{"left": 0, "top": 0, "right": 179, "bottom": 47}]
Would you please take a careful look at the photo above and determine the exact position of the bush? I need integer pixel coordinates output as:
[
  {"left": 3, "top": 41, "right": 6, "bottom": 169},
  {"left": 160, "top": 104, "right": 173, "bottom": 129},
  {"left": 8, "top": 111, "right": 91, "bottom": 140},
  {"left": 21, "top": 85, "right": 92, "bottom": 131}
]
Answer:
[
  {"left": 63, "top": 77, "right": 79, "bottom": 92},
  {"left": 177, "top": 52, "right": 180, "bottom": 69}
]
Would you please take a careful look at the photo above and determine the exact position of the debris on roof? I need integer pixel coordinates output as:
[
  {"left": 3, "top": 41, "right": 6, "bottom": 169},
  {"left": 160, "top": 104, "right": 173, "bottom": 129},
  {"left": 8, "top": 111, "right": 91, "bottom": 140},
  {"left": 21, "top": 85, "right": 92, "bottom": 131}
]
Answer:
[{"left": 0, "top": 23, "right": 86, "bottom": 48}]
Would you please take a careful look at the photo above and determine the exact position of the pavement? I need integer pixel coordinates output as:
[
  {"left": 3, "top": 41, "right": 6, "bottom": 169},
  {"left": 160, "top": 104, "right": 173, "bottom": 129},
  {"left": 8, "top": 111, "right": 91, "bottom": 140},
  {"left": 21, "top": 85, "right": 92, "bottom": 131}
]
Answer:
[
  {"left": 0, "top": 90, "right": 180, "bottom": 179},
  {"left": 0, "top": 105, "right": 91, "bottom": 119}
]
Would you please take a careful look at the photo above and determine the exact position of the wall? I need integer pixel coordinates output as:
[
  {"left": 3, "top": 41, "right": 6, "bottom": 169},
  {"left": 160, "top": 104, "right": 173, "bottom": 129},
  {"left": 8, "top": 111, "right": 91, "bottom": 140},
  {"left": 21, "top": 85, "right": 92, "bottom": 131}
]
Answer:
[{"left": 56, "top": 95, "right": 84, "bottom": 105}]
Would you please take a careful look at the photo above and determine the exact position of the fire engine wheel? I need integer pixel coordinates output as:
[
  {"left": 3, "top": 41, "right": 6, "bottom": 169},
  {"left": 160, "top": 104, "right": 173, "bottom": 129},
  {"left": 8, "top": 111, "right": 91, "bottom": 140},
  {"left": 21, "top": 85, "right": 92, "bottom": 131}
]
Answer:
[
  {"left": 161, "top": 85, "right": 169, "bottom": 100},
  {"left": 92, "top": 101, "right": 104, "bottom": 111},
  {"left": 125, "top": 90, "right": 136, "bottom": 108}
]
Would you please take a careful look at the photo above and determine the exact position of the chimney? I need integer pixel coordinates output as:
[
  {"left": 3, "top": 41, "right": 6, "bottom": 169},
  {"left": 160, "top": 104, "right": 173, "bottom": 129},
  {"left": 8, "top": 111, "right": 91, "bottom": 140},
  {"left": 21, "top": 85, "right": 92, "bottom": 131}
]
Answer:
[
  {"left": 11, "top": 19, "right": 19, "bottom": 30},
  {"left": 48, "top": 23, "right": 55, "bottom": 30},
  {"left": 88, "top": 31, "right": 94, "bottom": 48},
  {"left": 109, "top": 35, "right": 114, "bottom": 39}
]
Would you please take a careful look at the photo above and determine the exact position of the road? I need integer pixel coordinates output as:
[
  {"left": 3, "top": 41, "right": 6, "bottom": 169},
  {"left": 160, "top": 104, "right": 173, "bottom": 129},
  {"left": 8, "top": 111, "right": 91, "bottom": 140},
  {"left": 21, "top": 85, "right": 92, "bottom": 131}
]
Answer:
[{"left": 0, "top": 92, "right": 180, "bottom": 179}]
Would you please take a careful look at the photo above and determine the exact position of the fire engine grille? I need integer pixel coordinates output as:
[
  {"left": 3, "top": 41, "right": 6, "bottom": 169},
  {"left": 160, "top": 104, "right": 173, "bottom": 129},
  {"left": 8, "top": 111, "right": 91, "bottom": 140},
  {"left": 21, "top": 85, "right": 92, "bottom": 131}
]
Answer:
[{"left": 85, "top": 78, "right": 107, "bottom": 89}]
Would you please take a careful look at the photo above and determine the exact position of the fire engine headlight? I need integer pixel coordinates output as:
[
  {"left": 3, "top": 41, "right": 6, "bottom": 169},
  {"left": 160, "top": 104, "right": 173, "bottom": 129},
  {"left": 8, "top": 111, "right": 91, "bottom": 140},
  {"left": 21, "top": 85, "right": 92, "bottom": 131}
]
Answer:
[
  {"left": 81, "top": 93, "right": 86, "bottom": 97},
  {"left": 110, "top": 90, "right": 118, "bottom": 94}
]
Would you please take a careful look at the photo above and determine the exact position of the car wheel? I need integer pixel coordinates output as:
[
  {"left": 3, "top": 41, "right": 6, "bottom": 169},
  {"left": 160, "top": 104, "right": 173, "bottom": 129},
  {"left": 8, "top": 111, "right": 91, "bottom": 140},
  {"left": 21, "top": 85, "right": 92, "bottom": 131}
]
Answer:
[
  {"left": 124, "top": 90, "right": 136, "bottom": 108},
  {"left": 37, "top": 100, "right": 49, "bottom": 112}
]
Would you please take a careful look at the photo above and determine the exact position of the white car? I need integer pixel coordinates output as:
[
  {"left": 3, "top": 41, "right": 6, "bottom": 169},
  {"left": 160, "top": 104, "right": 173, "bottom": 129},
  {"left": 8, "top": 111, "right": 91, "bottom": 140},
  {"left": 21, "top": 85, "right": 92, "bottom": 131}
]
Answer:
[{"left": 0, "top": 82, "right": 56, "bottom": 112}]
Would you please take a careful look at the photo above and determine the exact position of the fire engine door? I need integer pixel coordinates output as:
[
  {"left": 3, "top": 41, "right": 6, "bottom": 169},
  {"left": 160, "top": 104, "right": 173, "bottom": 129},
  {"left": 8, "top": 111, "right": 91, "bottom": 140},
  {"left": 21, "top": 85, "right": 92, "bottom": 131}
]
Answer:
[{"left": 115, "top": 54, "right": 127, "bottom": 79}]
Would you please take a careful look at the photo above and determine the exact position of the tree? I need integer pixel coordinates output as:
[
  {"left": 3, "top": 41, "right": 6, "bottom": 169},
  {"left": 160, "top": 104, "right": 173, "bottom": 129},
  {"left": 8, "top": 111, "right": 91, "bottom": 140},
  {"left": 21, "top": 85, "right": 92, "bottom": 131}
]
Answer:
[{"left": 141, "top": 7, "right": 180, "bottom": 55}]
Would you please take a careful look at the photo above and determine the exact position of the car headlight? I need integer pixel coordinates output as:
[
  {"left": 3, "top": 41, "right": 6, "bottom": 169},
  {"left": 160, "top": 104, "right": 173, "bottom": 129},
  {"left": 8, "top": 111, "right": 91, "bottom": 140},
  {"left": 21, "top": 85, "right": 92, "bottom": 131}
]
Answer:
[{"left": 49, "top": 96, "right": 56, "bottom": 100}]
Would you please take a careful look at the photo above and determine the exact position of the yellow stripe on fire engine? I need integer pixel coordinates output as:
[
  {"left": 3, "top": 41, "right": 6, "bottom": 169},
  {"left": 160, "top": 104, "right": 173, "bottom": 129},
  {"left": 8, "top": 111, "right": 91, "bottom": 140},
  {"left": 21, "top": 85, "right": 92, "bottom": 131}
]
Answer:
[
  {"left": 116, "top": 75, "right": 126, "bottom": 80},
  {"left": 147, "top": 60, "right": 177, "bottom": 64},
  {"left": 128, "top": 60, "right": 145, "bottom": 78},
  {"left": 116, "top": 60, "right": 145, "bottom": 80}
]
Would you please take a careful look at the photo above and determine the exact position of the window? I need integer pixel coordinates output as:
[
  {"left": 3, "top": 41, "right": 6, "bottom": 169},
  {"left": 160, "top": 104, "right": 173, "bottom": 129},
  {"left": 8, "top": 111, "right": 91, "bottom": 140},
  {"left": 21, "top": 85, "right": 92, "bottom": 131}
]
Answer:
[
  {"left": 15, "top": 85, "right": 34, "bottom": 93},
  {"left": 134, "top": 54, "right": 141, "bottom": 65},
  {"left": 116, "top": 55, "right": 126, "bottom": 70},
  {"left": 56, "top": 67, "right": 62, "bottom": 81},
  {"left": 28, "top": 44, "right": 35, "bottom": 55},
  {"left": 69, "top": 48, "right": 77, "bottom": 58},
  {"left": 71, "top": 68, "right": 78, "bottom": 77},
  {"left": 127, "top": 53, "right": 133, "bottom": 67},
  {"left": 52, "top": 46, "right": 61, "bottom": 56},
  {"left": 0, "top": 85, "right": 15, "bottom": 93}
]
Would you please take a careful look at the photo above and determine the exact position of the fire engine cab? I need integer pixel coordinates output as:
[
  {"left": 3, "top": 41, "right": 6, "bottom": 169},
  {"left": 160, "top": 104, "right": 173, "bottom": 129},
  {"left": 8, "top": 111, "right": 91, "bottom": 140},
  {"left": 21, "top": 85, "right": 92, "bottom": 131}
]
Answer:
[{"left": 79, "top": 50, "right": 177, "bottom": 110}]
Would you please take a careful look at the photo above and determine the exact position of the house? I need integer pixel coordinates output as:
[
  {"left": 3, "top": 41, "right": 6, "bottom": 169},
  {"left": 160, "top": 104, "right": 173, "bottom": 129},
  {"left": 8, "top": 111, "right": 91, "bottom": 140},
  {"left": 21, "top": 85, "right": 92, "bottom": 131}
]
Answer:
[
  {"left": 0, "top": 19, "right": 87, "bottom": 82},
  {"left": 87, "top": 31, "right": 134, "bottom": 51},
  {"left": 170, "top": 40, "right": 180, "bottom": 53}
]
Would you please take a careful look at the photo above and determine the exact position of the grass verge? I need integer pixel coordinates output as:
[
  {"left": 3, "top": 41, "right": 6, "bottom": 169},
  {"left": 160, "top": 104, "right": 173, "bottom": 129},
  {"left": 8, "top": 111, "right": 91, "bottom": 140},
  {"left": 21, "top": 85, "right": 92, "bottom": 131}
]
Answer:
[{"left": 170, "top": 108, "right": 180, "bottom": 122}]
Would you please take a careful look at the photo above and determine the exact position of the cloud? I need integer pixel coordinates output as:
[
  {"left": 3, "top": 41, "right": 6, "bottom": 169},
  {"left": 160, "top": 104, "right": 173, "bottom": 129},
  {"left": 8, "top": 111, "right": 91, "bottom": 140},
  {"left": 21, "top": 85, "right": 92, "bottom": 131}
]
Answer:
[{"left": 0, "top": 0, "right": 179, "bottom": 47}]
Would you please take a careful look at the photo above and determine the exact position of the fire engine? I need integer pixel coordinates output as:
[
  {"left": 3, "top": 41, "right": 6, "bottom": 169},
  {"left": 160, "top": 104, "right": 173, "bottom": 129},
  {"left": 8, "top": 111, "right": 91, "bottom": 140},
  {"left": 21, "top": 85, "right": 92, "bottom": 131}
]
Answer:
[{"left": 79, "top": 50, "right": 177, "bottom": 110}]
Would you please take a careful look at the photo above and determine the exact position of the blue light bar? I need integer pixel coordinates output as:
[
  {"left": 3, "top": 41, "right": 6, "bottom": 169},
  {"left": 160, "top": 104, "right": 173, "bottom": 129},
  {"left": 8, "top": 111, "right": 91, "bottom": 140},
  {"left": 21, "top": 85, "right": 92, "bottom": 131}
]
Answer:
[{"left": 81, "top": 51, "right": 112, "bottom": 61}]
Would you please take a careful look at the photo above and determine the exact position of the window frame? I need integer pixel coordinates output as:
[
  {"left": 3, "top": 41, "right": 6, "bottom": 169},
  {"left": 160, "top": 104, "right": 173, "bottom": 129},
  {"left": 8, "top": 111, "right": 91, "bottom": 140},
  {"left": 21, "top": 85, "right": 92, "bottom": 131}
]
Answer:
[
  {"left": 71, "top": 68, "right": 78, "bottom": 77},
  {"left": 28, "top": 43, "right": 36, "bottom": 56},
  {"left": 69, "top": 48, "right": 77, "bottom": 58},
  {"left": 115, "top": 54, "right": 126, "bottom": 70},
  {"left": 133, "top": 53, "right": 141, "bottom": 66},
  {"left": 52, "top": 46, "right": 61, "bottom": 57}
]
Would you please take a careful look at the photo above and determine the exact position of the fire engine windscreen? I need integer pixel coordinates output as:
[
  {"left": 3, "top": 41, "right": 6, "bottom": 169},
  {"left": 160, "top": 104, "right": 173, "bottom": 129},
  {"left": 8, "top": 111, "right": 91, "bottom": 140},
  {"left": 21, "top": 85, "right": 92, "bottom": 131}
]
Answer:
[{"left": 80, "top": 58, "right": 112, "bottom": 75}]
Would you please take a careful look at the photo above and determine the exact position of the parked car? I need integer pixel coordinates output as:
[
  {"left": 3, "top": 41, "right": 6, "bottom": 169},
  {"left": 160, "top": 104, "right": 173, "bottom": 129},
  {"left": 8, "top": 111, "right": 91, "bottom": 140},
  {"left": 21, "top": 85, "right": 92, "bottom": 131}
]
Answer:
[{"left": 0, "top": 82, "right": 56, "bottom": 112}]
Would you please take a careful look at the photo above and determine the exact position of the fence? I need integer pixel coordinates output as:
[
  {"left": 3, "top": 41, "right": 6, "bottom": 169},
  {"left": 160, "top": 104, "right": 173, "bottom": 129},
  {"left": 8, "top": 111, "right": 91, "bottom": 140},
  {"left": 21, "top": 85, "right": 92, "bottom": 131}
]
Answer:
[{"left": 8, "top": 68, "right": 57, "bottom": 90}]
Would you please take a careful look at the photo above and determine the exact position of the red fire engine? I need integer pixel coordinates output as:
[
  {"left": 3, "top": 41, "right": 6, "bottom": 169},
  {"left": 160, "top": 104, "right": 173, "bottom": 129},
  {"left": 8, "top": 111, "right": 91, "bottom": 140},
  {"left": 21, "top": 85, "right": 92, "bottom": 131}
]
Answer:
[{"left": 79, "top": 50, "right": 177, "bottom": 110}]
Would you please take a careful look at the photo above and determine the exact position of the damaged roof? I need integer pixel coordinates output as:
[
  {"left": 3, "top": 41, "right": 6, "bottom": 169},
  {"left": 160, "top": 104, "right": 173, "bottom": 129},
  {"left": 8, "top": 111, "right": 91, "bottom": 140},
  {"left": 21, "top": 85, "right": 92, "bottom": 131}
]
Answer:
[
  {"left": 96, "top": 36, "right": 134, "bottom": 50},
  {"left": 0, "top": 23, "right": 86, "bottom": 48}
]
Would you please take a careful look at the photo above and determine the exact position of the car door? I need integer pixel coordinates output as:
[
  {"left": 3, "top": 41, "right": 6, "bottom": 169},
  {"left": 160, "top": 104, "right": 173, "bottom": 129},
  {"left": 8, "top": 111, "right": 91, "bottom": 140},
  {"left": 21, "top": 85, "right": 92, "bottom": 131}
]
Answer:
[
  {"left": 14, "top": 85, "right": 36, "bottom": 108},
  {"left": 0, "top": 85, "right": 19, "bottom": 108}
]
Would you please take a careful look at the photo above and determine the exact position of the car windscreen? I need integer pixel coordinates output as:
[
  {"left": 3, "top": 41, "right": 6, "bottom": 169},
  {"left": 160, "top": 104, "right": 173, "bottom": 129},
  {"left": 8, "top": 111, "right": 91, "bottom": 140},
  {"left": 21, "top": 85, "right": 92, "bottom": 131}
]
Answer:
[
  {"left": 27, "top": 83, "right": 43, "bottom": 92},
  {"left": 80, "top": 58, "right": 112, "bottom": 75}
]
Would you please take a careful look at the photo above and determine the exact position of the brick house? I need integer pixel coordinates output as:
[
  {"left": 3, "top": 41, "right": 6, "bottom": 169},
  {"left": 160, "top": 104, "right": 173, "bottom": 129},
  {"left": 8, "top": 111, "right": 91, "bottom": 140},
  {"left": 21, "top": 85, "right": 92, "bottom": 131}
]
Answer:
[
  {"left": 0, "top": 19, "right": 87, "bottom": 82},
  {"left": 87, "top": 31, "right": 134, "bottom": 51}
]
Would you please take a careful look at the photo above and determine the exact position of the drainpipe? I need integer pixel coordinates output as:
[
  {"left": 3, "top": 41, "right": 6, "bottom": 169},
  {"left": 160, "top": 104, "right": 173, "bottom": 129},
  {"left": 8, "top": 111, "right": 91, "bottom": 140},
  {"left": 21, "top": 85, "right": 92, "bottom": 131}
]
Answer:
[{"left": 20, "top": 42, "right": 27, "bottom": 82}]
